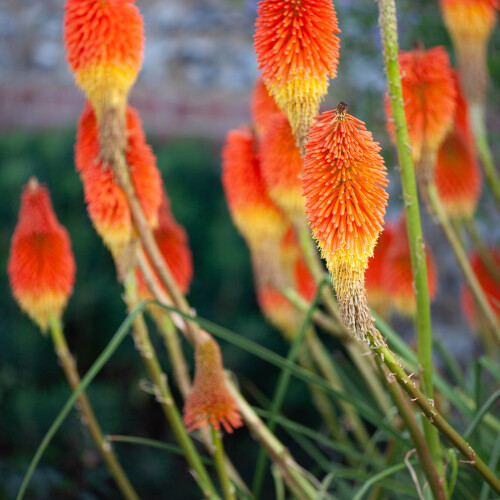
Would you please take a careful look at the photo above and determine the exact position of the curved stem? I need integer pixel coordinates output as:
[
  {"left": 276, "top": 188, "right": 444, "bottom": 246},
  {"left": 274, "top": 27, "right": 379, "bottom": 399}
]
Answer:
[
  {"left": 377, "top": 0, "right": 442, "bottom": 475},
  {"left": 49, "top": 315, "right": 139, "bottom": 500},
  {"left": 211, "top": 427, "right": 236, "bottom": 500}
]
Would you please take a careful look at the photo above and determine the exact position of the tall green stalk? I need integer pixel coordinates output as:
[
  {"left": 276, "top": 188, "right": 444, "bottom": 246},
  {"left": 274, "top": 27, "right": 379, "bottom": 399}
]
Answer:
[{"left": 377, "top": 0, "right": 442, "bottom": 475}]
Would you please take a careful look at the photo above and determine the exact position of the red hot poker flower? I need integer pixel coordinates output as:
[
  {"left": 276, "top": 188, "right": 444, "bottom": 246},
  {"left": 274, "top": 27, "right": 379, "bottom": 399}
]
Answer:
[
  {"left": 8, "top": 179, "right": 76, "bottom": 332},
  {"left": 183, "top": 331, "right": 242, "bottom": 433},
  {"left": 441, "top": 0, "right": 499, "bottom": 107},
  {"left": 251, "top": 76, "right": 283, "bottom": 137},
  {"left": 385, "top": 46, "right": 456, "bottom": 183},
  {"left": 255, "top": 0, "right": 340, "bottom": 143},
  {"left": 259, "top": 113, "right": 305, "bottom": 222},
  {"left": 303, "top": 102, "right": 388, "bottom": 339},
  {"left": 75, "top": 103, "right": 162, "bottom": 257},
  {"left": 221, "top": 126, "right": 287, "bottom": 249}
]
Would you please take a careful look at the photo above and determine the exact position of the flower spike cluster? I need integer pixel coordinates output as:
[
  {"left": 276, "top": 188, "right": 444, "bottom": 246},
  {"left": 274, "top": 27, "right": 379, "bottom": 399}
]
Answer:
[
  {"left": 440, "top": 0, "right": 499, "bottom": 109},
  {"left": 255, "top": 0, "right": 341, "bottom": 144},
  {"left": 64, "top": 0, "right": 144, "bottom": 157},
  {"left": 303, "top": 102, "right": 388, "bottom": 339},
  {"left": 8, "top": 179, "right": 76, "bottom": 332},
  {"left": 183, "top": 331, "right": 242, "bottom": 433},
  {"left": 75, "top": 103, "right": 162, "bottom": 258}
]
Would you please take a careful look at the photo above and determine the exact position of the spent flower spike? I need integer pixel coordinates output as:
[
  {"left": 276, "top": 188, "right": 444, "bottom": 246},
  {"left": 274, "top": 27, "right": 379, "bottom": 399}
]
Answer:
[
  {"left": 303, "top": 102, "right": 388, "bottom": 339},
  {"left": 183, "top": 331, "right": 243, "bottom": 433},
  {"left": 8, "top": 179, "right": 76, "bottom": 332},
  {"left": 255, "top": 0, "right": 341, "bottom": 144}
]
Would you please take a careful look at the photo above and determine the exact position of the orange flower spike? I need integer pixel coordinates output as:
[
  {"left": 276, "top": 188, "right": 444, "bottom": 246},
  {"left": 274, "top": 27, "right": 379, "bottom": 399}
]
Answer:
[
  {"left": 255, "top": 0, "right": 341, "bottom": 143},
  {"left": 259, "top": 113, "right": 305, "bottom": 221},
  {"left": 183, "top": 331, "right": 243, "bottom": 433},
  {"left": 365, "top": 222, "right": 395, "bottom": 316},
  {"left": 303, "top": 102, "right": 388, "bottom": 338},
  {"left": 441, "top": 0, "right": 498, "bottom": 107},
  {"left": 75, "top": 103, "right": 162, "bottom": 256},
  {"left": 8, "top": 179, "right": 76, "bottom": 332},
  {"left": 384, "top": 217, "right": 437, "bottom": 317},
  {"left": 221, "top": 126, "right": 287, "bottom": 248},
  {"left": 64, "top": 0, "right": 144, "bottom": 118},
  {"left": 251, "top": 77, "right": 283, "bottom": 137},
  {"left": 461, "top": 250, "right": 500, "bottom": 329},
  {"left": 386, "top": 46, "right": 456, "bottom": 181}
]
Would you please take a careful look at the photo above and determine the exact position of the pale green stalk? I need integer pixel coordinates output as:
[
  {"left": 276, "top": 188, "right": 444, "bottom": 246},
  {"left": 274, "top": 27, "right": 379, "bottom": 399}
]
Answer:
[{"left": 211, "top": 427, "right": 236, "bottom": 500}]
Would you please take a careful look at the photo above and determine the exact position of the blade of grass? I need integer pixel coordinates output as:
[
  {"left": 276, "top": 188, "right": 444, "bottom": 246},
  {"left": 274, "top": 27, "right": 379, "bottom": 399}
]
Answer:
[
  {"left": 464, "top": 390, "right": 500, "bottom": 439},
  {"left": 479, "top": 433, "right": 500, "bottom": 500}
]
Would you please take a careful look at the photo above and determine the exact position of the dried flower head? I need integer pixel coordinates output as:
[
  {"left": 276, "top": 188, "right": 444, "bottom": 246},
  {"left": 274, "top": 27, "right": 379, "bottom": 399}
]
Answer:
[
  {"left": 64, "top": 0, "right": 143, "bottom": 117},
  {"left": 137, "top": 190, "right": 193, "bottom": 297},
  {"left": 440, "top": 0, "right": 499, "bottom": 107},
  {"left": 183, "top": 331, "right": 242, "bottom": 433},
  {"left": 255, "top": 0, "right": 340, "bottom": 143},
  {"left": 461, "top": 249, "right": 500, "bottom": 329},
  {"left": 303, "top": 102, "right": 388, "bottom": 339},
  {"left": 384, "top": 216, "right": 437, "bottom": 317},
  {"left": 75, "top": 103, "right": 162, "bottom": 257},
  {"left": 365, "top": 222, "right": 395, "bottom": 317},
  {"left": 251, "top": 76, "right": 283, "bottom": 136},
  {"left": 259, "top": 113, "right": 305, "bottom": 221},
  {"left": 8, "top": 179, "right": 76, "bottom": 331},
  {"left": 386, "top": 46, "right": 456, "bottom": 183},
  {"left": 221, "top": 126, "right": 287, "bottom": 249}
]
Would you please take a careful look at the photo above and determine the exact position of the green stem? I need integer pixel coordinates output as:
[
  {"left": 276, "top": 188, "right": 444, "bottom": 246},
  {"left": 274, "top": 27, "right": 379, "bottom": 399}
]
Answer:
[
  {"left": 211, "top": 427, "right": 236, "bottom": 500},
  {"left": 377, "top": 0, "right": 442, "bottom": 475},
  {"left": 123, "top": 272, "right": 218, "bottom": 499},
  {"left": 470, "top": 103, "right": 500, "bottom": 207},
  {"left": 48, "top": 315, "right": 139, "bottom": 500},
  {"left": 427, "top": 184, "right": 500, "bottom": 347}
]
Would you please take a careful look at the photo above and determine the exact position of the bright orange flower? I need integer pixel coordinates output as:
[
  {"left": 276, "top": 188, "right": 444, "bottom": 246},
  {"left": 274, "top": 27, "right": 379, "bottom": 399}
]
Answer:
[
  {"left": 441, "top": 0, "right": 498, "bottom": 106},
  {"left": 259, "top": 113, "right": 305, "bottom": 221},
  {"left": 221, "top": 126, "right": 287, "bottom": 248},
  {"left": 386, "top": 46, "right": 456, "bottom": 181},
  {"left": 251, "top": 77, "right": 283, "bottom": 136},
  {"left": 183, "top": 331, "right": 242, "bottom": 433},
  {"left": 75, "top": 103, "right": 162, "bottom": 256},
  {"left": 303, "top": 102, "right": 388, "bottom": 339},
  {"left": 64, "top": 0, "right": 144, "bottom": 118},
  {"left": 461, "top": 249, "right": 500, "bottom": 329},
  {"left": 137, "top": 190, "right": 193, "bottom": 297},
  {"left": 384, "top": 216, "right": 437, "bottom": 317},
  {"left": 255, "top": 0, "right": 340, "bottom": 142},
  {"left": 8, "top": 179, "right": 76, "bottom": 331},
  {"left": 365, "top": 222, "right": 395, "bottom": 316}
]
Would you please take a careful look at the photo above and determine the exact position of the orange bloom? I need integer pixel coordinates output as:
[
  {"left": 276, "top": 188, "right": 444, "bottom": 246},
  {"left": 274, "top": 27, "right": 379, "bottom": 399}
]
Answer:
[
  {"left": 251, "top": 77, "right": 283, "bottom": 137},
  {"left": 303, "top": 102, "right": 388, "bottom": 339},
  {"left": 384, "top": 216, "right": 437, "bottom": 317},
  {"left": 183, "top": 331, "right": 242, "bottom": 433},
  {"left": 386, "top": 46, "right": 456, "bottom": 181},
  {"left": 137, "top": 190, "right": 193, "bottom": 297},
  {"left": 8, "top": 179, "right": 76, "bottom": 331},
  {"left": 75, "top": 103, "right": 162, "bottom": 256},
  {"left": 461, "top": 249, "right": 500, "bottom": 329},
  {"left": 365, "top": 222, "right": 395, "bottom": 316},
  {"left": 254, "top": 0, "right": 340, "bottom": 141},
  {"left": 221, "top": 126, "right": 287, "bottom": 248},
  {"left": 441, "top": 0, "right": 498, "bottom": 106},
  {"left": 64, "top": 0, "right": 144, "bottom": 118},
  {"left": 259, "top": 113, "right": 305, "bottom": 221}
]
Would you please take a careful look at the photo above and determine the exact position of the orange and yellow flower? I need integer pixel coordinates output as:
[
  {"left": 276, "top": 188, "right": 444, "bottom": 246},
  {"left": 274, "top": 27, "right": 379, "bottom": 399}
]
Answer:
[
  {"left": 461, "top": 249, "right": 500, "bottom": 329},
  {"left": 183, "top": 331, "right": 242, "bottom": 433},
  {"left": 383, "top": 216, "right": 437, "bottom": 317},
  {"left": 440, "top": 0, "right": 498, "bottom": 107},
  {"left": 75, "top": 103, "right": 162, "bottom": 256},
  {"left": 221, "top": 126, "right": 287, "bottom": 248},
  {"left": 255, "top": 0, "right": 340, "bottom": 142},
  {"left": 259, "top": 113, "right": 305, "bottom": 221},
  {"left": 64, "top": 0, "right": 144, "bottom": 119},
  {"left": 386, "top": 46, "right": 456, "bottom": 182},
  {"left": 251, "top": 76, "right": 283, "bottom": 137},
  {"left": 303, "top": 102, "right": 388, "bottom": 339},
  {"left": 8, "top": 179, "right": 76, "bottom": 331}
]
